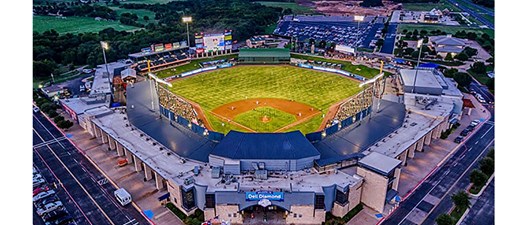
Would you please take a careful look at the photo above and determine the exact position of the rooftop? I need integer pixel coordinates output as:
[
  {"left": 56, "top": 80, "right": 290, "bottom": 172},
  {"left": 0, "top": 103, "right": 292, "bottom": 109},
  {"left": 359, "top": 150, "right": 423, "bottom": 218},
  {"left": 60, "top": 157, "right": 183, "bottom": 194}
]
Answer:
[
  {"left": 90, "top": 61, "right": 131, "bottom": 96},
  {"left": 358, "top": 152, "right": 401, "bottom": 176},
  {"left": 314, "top": 100, "right": 406, "bottom": 166},
  {"left": 211, "top": 131, "right": 320, "bottom": 160},
  {"left": 60, "top": 96, "right": 109, "bottom": 115},
  {"left": 430, "top": 35, "right": 466, "bottom": 46},
  {"left": 400, "top": 69, "right": 443, "bottom": 91}
]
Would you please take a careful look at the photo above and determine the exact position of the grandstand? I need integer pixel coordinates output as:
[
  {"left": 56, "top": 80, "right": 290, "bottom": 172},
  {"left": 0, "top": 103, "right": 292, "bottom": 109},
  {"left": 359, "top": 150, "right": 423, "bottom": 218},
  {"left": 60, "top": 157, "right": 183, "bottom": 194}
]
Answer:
[
  {"left": 128, "top": 47, "right": 190, "bottom": 73},
  {"left": 238, "top": 48, "right": 290, "bottom": 64}
]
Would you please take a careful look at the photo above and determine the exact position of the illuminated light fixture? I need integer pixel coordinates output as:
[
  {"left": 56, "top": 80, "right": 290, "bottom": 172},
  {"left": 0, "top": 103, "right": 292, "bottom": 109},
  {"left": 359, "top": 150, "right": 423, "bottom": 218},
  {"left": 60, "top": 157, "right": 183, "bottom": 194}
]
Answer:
[
  {"left": 182, "top": 16, "right": 192, "bottom": 23},
  {"left": 359, "top": 73, "right": 385, "bottom": 88},
  {"left": 100, "top": 41, "right": 109, "bottom": 50}
]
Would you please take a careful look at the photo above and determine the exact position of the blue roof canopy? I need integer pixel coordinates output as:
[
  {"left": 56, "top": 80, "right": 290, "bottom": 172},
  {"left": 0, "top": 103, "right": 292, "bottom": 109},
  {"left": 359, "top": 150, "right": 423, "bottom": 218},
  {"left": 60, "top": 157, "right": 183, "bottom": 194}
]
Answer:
[{"left": 211, "top": 131, "right": 320, "bottom": 160}]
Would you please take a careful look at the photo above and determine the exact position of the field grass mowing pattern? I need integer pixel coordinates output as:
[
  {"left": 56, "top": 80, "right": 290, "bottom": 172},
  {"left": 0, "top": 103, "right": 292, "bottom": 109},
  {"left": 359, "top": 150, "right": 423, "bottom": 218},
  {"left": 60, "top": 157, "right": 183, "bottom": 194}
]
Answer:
[
  {"left": 290, "top": 53, "right": 386, "bottom": 79},
  {"left": 204, "top": 111, "right": 247, "bottom": 134},
  {"left": 234, "top": 107, "right": 296, "bottom": 132},
  {"left": 156, "top": 54, "right": 238, "bottom": 79},
  {"left": 33, "top": 15, "right": 139, "bottom": 34},
  {"left": 255, "top": 1, "right": 314, "bottom": 14},
  {"left": 285, "top": 114, "right": 324, "bottom": 134},
  {"left": 170, "top": 65, "right": 360, "bottom": 111}
]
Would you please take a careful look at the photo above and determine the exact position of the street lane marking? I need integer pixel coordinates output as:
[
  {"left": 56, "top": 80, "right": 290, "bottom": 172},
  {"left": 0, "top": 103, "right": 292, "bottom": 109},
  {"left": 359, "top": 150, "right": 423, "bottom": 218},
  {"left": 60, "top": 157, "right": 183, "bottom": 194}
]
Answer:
[{"left": 33, "top": 115, "right": 116, "bottom": 225}]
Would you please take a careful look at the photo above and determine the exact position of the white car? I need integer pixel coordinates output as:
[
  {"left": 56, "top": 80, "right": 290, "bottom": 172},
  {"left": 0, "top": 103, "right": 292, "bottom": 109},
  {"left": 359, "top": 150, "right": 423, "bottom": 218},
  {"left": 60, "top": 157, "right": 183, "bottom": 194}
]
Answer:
[
  {"left": 36, "top": 201, "right": 63, "bottom": 216},
  {"left": 33, "top": 106, "right": 40, "bottom": 113},
  {"left": 33, "top": 190, "right": 56, "bottom": 202}
]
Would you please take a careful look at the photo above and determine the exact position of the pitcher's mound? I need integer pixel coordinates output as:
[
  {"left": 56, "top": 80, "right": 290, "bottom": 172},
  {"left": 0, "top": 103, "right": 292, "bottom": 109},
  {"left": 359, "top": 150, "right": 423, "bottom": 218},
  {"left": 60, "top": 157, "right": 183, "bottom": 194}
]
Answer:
[{"left": 261, "top": 115, "right": 271, "bottom": 123}]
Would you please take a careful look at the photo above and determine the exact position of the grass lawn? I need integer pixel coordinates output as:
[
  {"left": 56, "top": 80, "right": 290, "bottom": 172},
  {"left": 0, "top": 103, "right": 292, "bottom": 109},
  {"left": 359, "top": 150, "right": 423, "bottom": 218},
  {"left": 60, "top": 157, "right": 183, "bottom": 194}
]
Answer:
[
  {"left": 255, "top": 1, "right": 314, "bottom": 14},
  {"left": 204, "top": 111, "right": 248, "bottom": 134},
  {"left": 33, "top": 15, "right": 140, "bottom": 34},
  {"left": 265, "top": 22, "right": 278, "bottom": 34},
  {"left": 397, "top": 24, "right": 494, "bottom": 38},
  {"left": 402, "top": 0, "right": 461, "bottom": 11},
  {"left": 285, "top": 114, "right": 324, "bottom": 134},
  {"left": 234, "top": 107, "right": 296, "bottom": 132},
  {"left": 109, "top": 7, "right": 156, "bottom": 25},
  {"left": 156, "top": 54, "right": 238, "bottom": 79},
  {"left": 169, "top": 65, "right": 361, "bottom": 133},
  {"left": 290, "top": 53, "right": 387, "bottom": 79}
]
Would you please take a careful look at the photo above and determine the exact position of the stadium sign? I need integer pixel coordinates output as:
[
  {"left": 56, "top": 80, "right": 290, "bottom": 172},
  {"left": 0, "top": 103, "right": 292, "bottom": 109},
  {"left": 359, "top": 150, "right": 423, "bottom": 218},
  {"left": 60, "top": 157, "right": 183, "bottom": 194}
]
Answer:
[{"left": 246, "top": 191, "right": 284, "bottom": 201}]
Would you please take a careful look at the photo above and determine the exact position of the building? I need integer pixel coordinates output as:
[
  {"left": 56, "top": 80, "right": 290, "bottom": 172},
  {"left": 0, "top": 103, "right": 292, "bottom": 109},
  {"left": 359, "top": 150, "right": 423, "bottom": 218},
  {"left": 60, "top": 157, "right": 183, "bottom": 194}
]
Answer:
[
  {"left": 429, "top": 35, "right": 467, "bottom": 57},
  {"left": 75, "top": 66, "right": 465, "bottom": 224},
  {"left": 238, "top": 48, "right": 291, "bottom": 64}
]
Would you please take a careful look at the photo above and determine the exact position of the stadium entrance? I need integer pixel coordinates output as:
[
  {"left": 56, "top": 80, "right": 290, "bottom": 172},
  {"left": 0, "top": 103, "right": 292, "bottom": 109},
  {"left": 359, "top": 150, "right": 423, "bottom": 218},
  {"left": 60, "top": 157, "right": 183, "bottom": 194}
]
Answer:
[{"left": 243, "top": 204, "right": 287, "bottom": 224}]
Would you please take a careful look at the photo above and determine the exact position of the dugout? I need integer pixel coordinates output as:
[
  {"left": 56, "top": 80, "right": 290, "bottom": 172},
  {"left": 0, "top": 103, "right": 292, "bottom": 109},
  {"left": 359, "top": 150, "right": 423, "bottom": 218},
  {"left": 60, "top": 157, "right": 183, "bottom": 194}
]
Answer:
[{"left": 238, "top": 48, "right": 290, "bottom": 64}]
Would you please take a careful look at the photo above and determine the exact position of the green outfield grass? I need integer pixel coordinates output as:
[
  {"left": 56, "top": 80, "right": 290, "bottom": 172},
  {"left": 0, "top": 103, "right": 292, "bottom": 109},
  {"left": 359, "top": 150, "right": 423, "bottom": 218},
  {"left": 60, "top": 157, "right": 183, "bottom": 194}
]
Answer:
[
  {"left": 204, "top": 111, "right": 247, "bottom": 134},
  {"left": 285, "top": 114, "right": 324, "bottom": 134},
  {"left": 122, "top": 0, "right": 185, "bottom": 4},
  {"left": 290, "top": 53, "right": 388, "bottom": 79},
  {"left": 255, "top": 1, "right": 314, "bottom": 14},
  {"left": 234, "top": 107, "right": 296, "bottom": 132},
  {"left": 168, "top": 65, "right": 361, "bottom": 133},
  {"left": 33, "top": 15, "right": 140, "bottom": 34},
  {"left": 156, "top": 54, "right": 238, "bottom": 79}
]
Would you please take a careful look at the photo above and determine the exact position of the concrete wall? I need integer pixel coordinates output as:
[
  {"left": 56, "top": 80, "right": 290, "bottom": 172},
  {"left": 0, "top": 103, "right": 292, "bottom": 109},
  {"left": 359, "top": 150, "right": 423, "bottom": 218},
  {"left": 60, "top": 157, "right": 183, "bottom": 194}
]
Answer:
[
  {"left": 357, "top": 167, "right": 388, "bottom": 213},
  {"left": 216, "top": 204, "right": 243, "bottom": 224},
  {"left": 167, "top": 179, "right": 186, "bottom": 214},
  {"left": 286, "top": 205, "right": 324, "bottom": 225}
]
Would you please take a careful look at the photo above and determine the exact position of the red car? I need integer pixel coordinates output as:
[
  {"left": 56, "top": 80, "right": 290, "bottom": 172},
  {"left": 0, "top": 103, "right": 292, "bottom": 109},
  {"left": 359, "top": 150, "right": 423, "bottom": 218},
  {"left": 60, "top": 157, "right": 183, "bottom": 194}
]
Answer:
[{"left": 33, "top": 186, "right": 49, "bottom": 196}]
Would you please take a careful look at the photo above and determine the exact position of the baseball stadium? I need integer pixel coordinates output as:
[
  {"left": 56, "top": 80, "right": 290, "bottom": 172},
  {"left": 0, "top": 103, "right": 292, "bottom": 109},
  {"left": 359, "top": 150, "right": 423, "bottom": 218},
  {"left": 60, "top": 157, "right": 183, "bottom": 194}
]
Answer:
[{"left": 66, "top": 40, "right": 464, "bottom": 224}]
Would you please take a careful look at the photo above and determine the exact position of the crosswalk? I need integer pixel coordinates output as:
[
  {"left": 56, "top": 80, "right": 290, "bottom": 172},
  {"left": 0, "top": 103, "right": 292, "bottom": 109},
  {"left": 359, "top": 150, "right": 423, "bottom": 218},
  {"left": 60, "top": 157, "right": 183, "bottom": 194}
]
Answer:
[{"left": 33, "top": 136, "right": 67, "bottom": 148}]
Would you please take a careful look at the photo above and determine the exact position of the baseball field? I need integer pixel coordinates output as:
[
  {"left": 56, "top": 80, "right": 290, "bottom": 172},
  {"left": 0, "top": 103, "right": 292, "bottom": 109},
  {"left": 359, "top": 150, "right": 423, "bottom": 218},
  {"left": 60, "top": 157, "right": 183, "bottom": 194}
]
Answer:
[{"left": 168, "top": 65, "right": 362, "bottom": 134}]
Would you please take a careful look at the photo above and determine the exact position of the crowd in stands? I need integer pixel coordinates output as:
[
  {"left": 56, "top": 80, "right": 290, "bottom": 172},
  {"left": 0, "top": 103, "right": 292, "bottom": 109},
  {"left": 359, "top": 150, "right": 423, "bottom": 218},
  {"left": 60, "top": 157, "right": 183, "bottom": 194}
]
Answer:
[
  {"left": 158, "top": 86, "right": 198, "bottom": 122},
  {"left": 135, "top": 50, "right": 189, "bottom": 72},
  {"left": 333, "top": 86, "right": 374, "bottom": 122}
]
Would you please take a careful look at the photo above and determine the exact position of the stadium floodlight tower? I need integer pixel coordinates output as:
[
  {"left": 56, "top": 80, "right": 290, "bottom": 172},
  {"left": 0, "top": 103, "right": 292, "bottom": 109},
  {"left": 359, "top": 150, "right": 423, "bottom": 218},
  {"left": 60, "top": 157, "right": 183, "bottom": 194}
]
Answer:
[
  {"left": 360, "top": 63, "right": 385, "bottom": 116},
  {"left": 354, "top": 15, "right": 365, "bottom": 29},
  {"left": 182, "top": 16, "right": 192, "bottom": 47},
  {"left": 411, "top": 39, "right": 424, "bottom": 94},
  {"left": 100, "top": 41, "right": 112, "bottom": 95}
]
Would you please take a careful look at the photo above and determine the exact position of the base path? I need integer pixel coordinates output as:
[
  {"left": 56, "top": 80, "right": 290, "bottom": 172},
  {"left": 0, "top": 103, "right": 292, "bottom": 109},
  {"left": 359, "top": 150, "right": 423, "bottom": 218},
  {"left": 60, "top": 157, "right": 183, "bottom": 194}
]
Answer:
[{"left": 211, "top": 98, "right": 321, "bottom": 132}]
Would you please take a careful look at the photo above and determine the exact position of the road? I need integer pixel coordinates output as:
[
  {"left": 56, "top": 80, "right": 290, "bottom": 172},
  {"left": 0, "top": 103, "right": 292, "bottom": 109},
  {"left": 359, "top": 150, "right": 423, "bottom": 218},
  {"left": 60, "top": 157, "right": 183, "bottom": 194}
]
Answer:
[
  {"left": 381, "top": 121, "right": 494, "bottom": 225},
  {"left": 469, "top": 81, "right": 494, "bottom": 106},
  {"left": 446, "top": 0, "right": 494, "bottom": 29},
  {"left": 459, "top": 179, "right": 495, "bottom": 225},
  {"left": 33, "top": 111, "right": 150, "bottom": 225}
]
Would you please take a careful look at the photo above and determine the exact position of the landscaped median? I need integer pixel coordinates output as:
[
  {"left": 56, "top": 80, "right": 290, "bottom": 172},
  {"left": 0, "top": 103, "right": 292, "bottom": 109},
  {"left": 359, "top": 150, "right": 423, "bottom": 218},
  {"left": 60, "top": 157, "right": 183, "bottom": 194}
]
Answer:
[{"left": 165, "top": 203, "right": 204, "bottom": 225}]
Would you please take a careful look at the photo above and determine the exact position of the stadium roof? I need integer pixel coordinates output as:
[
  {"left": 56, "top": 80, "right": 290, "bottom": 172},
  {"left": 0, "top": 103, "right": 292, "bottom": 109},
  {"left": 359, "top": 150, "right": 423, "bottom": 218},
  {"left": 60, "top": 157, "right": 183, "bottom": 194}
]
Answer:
[
  {"left": 314, "top": 100, "right": 406, "bottom": 167},
  {"left": 126, "top": 81, "right": 216, "bottom": 162},
  {"left": 211, "top": 131, "right": 320, "bottom": 160},
  {"left": 238, "top": 48, "right": 291, "bottom": 58},
  {"left": 358, "top": 152, "right": 401, "bottom": 176}
]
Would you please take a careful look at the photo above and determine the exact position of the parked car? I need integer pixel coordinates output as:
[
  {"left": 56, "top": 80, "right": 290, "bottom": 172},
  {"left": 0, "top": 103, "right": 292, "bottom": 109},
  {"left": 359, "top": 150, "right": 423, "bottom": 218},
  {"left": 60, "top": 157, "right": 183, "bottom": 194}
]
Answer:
[
  {"left": 43, "top": 209, "right": 68, "bottom": 222},
  {"left": 33, "top": 190, "right": 56, "bottom": 202},
  {"left": 54, "top": 215, "right": 74, "bottom": 225},
  {"left": 33, "top": 178, "right": 46, "bottom": 188},
  {"left": 33, "top": 185, "right": 50, "bottom": 196},
  {"left": 36, "top": 201, "right": 63, "bottom": 216},
  {"left": 454, "top": 136, "right": 464, "bottom": 143},
  {"left": 470, "top": 120, "right": 480, "bottom": 126},
  {"left": 33, "top": 106, "right": 40, "bottom": 113},
  {"left": 460, "top": 129, "right": 470, "bottom": 136},
  {"left": 35, "top": 197, "right": 59, "bottom": 209}
]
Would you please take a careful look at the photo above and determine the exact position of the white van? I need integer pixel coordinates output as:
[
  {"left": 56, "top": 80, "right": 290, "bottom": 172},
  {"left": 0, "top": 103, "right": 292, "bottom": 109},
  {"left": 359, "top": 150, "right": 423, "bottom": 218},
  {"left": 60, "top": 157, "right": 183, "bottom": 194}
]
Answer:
[{"left": 114, "top": 188, "right": 132, "bottom": 206}]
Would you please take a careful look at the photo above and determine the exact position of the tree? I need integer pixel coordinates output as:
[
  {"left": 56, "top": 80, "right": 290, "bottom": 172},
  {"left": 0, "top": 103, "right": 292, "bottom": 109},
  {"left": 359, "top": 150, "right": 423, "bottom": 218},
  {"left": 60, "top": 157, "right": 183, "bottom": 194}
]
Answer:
[
  {"left": 404, "top": 47, "right": 415, "bottom": 56},
  {"left": 463, "top": 47, "right": 478, "bottom": 57},
  {"left": 54, "top": 115, "right": 65, "bottom": 123},
  {"left": 376, "top": 39, "right": 384, "bottom": 47},
  {"left": 143, "top": 15, "right": 149, "bottom": 21},
  {"left": 33, "top": 59, "right": 58, "bottom": 78},
  {"left": 436, "top": 214, "right": 454, "bottom": 225},
  {"left": 470, "top": 169, "right": 488, "bottom": 187},
  {"left": 411, "top": 50, "right": 420, "bottom": 59},
  {"left": 479, "top": 157, "right": 494, "bottom": 176},
  {"left": 471, "top": 62, "right": 487, "bottom": 74},
  {"left": 487, "top": 148, "right": 494, "bottom": 160},
  {"left": 48, "top": 110, "right": 59, "bottom": 118},
  {"left": 57, "top": 120, "right": 74, "bottom": 129},
  {"left": 444, "top": 53, "right": 453, "bottom": 61},
  {"left": 454, "top": 52, "right": 469, "bottom": 61},
  {"left": 453, "top": 72, "right": 472, "bottom": 87},
  {"left": 451, "top": 191, "right": 471, "bottom": 211},
  {"left": 443, "top": 68, "right": 458, "bottom": 78},
  {"left": 360, "top": 0, "right": 384, "bottom": 7}
]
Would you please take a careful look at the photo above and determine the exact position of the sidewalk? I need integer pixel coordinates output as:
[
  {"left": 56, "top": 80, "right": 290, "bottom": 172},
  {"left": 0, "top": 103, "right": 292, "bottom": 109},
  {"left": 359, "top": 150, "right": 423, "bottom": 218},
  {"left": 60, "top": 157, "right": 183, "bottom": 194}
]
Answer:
[{"left": 62, "top": 116, "right": 183, "bottom": 225}]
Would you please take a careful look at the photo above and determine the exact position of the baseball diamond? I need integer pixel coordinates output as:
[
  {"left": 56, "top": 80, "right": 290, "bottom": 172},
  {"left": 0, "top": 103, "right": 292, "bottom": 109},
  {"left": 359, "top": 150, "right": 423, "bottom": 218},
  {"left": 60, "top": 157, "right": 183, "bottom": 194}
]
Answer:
[{"left": 167, "top": 65, "right": 362, "bottom": 134}]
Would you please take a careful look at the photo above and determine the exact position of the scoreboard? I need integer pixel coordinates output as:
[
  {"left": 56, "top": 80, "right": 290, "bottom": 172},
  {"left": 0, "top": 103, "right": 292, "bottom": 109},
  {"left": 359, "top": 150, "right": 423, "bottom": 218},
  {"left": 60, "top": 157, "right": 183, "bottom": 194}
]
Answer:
[{"left": 195, "top": 30, "right": 233, "bottom": 53}]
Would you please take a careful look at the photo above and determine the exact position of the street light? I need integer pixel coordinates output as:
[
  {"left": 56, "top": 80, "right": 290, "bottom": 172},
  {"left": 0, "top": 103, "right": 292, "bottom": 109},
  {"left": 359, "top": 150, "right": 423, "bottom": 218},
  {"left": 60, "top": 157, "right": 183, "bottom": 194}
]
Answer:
[
  {"left": 100, "top": 41, "right": 112, "bottom": 96},
  {"left": 354, "top": 15, "right": 364, "bottom": 29},
  {"left": 411, "top": 39, "right": 424, "bottom": 94},
  {"left": 182, "top": 16, "right": 192, "bottom": 47}
]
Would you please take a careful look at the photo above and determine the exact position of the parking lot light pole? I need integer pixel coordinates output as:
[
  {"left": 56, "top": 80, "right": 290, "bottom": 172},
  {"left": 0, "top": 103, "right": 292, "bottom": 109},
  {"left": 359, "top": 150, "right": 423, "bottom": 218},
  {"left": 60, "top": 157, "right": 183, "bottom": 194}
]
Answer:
[
  {"left": 411, "top": 39, "right": 424, "bottom": 94},
  {"left": 100, "top": 41, "right": 113, "bottom": 95},
  {"left": 354, "top": 15, "right": 364, "bottom": 29},
  {"left": 182, "top": 16, "right": 192, "bottom": 47}
]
